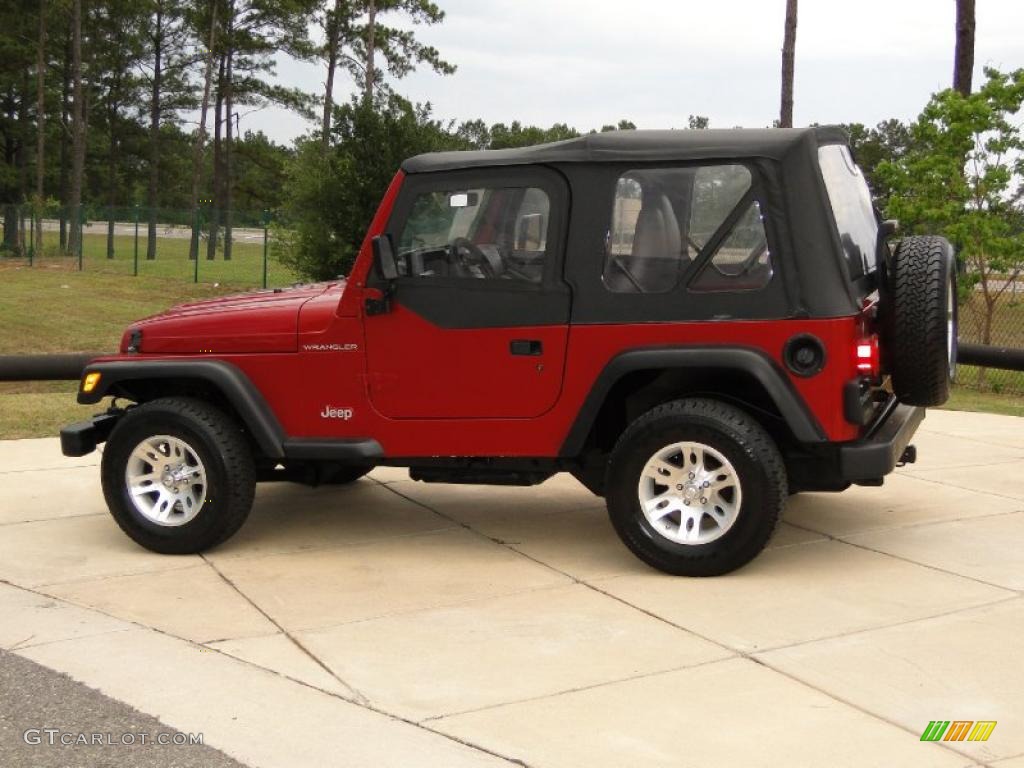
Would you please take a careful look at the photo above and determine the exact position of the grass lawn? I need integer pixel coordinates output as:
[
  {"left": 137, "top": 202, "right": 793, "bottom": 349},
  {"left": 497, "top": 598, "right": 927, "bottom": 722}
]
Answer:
[
  {"left": 22, "top": 230, "right": 299, "bottom": 289},
  {"left": 0, "top": 265, "right": 1021, "bottom": 439},
  {"left": 940, "top": 387, "right": 1024, "bottom": 418},
  {"left": 0, "top": 389, "right": 94, "bottom": 440},
  {"left": 0, "top": 265, "right": 261, "bottom": 354},
  {"left": 0, "top": 266, "right": 301, "bottom": 438}
]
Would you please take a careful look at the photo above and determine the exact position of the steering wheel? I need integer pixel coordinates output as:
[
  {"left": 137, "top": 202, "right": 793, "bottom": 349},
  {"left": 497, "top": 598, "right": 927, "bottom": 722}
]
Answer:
[{"left": 450, "top": 237, "right": 497, "bottom": 278}]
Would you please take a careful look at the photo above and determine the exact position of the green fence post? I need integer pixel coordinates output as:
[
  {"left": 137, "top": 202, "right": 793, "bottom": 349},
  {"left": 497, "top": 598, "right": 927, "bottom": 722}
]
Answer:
[
  {"left": 28, "top": 206, "right": 34, "bottom": 267},
  {"left": 262, "top": 209, "right": 270, "bottom": 289},
  {"left": 133, "top": 205, "right": 139, "bottom": 276},
  {"left": 77, "top": 207, "right": 84, "bottom": 271},
  {"left": 194, "top": 207, "right": 201, "bottom": 284}
]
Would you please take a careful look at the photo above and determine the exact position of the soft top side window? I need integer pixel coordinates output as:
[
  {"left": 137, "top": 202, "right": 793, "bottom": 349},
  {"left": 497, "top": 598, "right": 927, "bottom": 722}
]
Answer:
[
  {"left": 395, "top": 185, "right": 550, "bottom": 284},
  {"left": 601, "top": 164, "right": 772, "bottom": 294},
  {"left": 689, "top": 199, "right": 772, "bottom": 293}
]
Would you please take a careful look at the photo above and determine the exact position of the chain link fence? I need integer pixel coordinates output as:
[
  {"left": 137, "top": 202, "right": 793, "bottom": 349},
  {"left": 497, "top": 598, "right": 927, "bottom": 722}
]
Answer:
[
  {"left": 955, "top": 278, "right": 1024, "bottom": 395},
  {"left": 0, "top": 202, "right": 297, "bottom": 288}
]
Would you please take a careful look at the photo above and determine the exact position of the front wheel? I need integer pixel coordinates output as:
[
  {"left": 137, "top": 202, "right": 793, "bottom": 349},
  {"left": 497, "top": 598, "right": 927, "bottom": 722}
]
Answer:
[
  {"left": 101, "top": 397, "right": 256, "bottom": 554},
  {"left": 606, "top": 398, "right": 787, "bottom": 576}
]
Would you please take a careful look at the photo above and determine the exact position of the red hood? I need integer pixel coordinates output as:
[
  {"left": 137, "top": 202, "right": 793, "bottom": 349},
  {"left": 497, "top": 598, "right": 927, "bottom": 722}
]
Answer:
[{"left": 126, "top": 281, "right": 345, "bottom": 355}]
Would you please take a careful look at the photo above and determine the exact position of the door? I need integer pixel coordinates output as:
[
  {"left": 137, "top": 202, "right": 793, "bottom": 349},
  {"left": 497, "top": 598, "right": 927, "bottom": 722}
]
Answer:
[{"left": 363, "top": 166, "right": 571, "bottom": 419}]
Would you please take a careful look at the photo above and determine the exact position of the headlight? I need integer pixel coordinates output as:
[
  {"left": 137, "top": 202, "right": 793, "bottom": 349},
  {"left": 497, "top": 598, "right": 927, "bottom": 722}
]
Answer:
[{"left": 121, "top": 327, "right": 143, "bottom": 353}]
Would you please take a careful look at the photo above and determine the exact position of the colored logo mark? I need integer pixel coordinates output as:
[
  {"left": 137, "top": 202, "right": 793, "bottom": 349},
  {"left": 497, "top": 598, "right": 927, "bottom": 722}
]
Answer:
[{"left": 920, "top": 721, "right": 996, "bottom": 742}]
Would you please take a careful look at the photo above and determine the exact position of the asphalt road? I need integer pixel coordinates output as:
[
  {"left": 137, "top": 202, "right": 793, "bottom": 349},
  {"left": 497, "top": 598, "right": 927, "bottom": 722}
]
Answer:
[{"left": 0, "top": 649, "right": 247, "bottom": 768}]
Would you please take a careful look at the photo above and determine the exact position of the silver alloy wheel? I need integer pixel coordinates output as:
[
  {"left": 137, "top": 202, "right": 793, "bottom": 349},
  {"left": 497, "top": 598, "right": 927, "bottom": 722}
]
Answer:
[
  {"left": 637, "top": 441, "right": 742, "bottom": 545},
  {"left": 125, "top": 435, "right": 207, "bottom": 527}
]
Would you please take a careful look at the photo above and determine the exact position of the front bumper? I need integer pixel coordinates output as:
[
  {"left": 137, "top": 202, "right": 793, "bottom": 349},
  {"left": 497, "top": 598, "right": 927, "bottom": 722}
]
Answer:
[
  {"left": 60, "top": 410, "right": 122, "bottom": 457},
  {"left": 837, "top": 402, "right": 924, "bottom": 481}
]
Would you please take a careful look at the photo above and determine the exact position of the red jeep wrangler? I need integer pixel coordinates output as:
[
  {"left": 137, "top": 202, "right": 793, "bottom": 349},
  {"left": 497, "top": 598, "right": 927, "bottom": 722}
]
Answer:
[{"left": 62, "top": 127, "right": 957, "bottom": 576}]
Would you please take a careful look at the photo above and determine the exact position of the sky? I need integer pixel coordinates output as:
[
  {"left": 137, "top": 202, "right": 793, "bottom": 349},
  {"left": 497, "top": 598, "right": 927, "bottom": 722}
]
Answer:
[{"left": 238, "top": 0, "right": 1024, "bottom": 145}]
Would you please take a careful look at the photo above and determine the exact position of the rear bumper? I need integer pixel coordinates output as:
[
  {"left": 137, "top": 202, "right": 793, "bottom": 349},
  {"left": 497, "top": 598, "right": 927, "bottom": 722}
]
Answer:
[
  {"left": 60, "top": 411, "right": 122, "bottom": 457},
  {"left": 837, "top": 402, "right": 924, "bottom": 481}
]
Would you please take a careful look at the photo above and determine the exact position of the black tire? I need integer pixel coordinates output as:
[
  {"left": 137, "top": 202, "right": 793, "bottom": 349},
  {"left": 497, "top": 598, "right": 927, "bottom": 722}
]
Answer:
[
  {"left": 886, "top": 235, "right": 957, "bottom": 406},
  {"left": 101, "top": 397, "right": 256, "bottom": 554},
  {"left": 606, "top": 398, "right": 787, "bottom": 577}
]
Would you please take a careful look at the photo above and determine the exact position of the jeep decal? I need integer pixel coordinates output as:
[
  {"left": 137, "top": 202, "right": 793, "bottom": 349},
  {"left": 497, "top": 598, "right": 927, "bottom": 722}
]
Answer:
[
  {"left": 303, "top": 343, "right": 358, "bottom": 352},
  {"left": 320, "top": 406, "right": 354, "bottom": 420}
]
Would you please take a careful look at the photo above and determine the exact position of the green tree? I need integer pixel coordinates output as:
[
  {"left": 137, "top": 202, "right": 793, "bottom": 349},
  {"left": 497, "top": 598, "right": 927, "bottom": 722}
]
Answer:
[
  {"left": 843, "top": 119, "right": 910, "bottom": 210},
  {"left": 318, "top": 0, "right": 348, "bottom": 146},
  {"left": 350, "top": 0, "right": 455, "bottom": 104},
  {"left": 93, "top": 0, "right": 148, "bottom": 258},
  {"left": 453, "top": 118, "right": 490, "bottom": 148},
  {"left": 0, "top": 0, "right": 36, "bottom": 252},
  {"left": 487, "top": 121, "right": 579, "bottom": 149},
  {"left": 204, "top": 0, "right": 317, "bottom": 261},
  {"left": 187, "top": 0, "right": 219, "bottom": 260},
  {"left": 600, "top": 120, "right": 637, "bottom": 132},
  {"left": 68, "top": 0, "right": 85, "bottom": 255},
  {"left": 141, "top": 0, "right": 195, "bottom": 259},
  {"left": 33, "top": 0, "right": 47, "bottom": 252},
  {"left": 276, "top": 94, "right": 464, "bottom": 280},
  {"left": 231, "top": 129, "right": 292, "bottom": 211},
  {"left": 879, "top": 68, "right": 1024, "bottom": 357},
  {"left": 314, "top": 0, "right": 456, "bottom": 144}
]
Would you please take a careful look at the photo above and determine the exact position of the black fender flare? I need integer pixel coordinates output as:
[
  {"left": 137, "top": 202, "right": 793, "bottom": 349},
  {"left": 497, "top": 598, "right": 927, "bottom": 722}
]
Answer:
[
  {"left": 78, "top": 359, "right": 286, "bottom": 459},
  {"left": 559, "top": 346, "right": 826, "bottom": 457}
]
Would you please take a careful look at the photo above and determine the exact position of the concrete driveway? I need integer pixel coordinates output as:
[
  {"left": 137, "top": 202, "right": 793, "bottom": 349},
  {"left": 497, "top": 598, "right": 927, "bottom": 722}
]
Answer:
[{"left": 0, "top": 408, "right": 1022, "bottom": 767}]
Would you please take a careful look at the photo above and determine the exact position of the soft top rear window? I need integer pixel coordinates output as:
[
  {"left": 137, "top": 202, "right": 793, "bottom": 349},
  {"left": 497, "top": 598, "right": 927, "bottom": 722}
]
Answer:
[{"left": 818, "top": 144, "right": 878, "bottom": 284}]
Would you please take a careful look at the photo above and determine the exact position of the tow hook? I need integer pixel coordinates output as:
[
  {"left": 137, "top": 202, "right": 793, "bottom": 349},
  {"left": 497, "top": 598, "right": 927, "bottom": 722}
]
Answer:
[{"left": 897, "top": 444, "right": 917, "bottom": 467}]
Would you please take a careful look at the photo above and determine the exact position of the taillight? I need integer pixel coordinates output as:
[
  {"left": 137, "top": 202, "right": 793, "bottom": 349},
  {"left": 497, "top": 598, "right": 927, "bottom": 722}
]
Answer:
[{"left": 855, "top": 334, "right": 880, "bottom": 378}]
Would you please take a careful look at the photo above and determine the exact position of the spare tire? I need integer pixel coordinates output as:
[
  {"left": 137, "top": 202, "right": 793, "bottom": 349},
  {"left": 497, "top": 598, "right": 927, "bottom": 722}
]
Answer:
[{"left": 885, "top": 235, "right": 957, "bottom": 406}]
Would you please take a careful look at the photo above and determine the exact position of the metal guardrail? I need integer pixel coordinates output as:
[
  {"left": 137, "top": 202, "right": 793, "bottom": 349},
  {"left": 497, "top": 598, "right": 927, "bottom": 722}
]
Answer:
[
  {"left": 956, "top": 343, "right": 1024, "bottom": 372},
  {"left": 0, "top": 353, "right": 104, "bottom": 381}
]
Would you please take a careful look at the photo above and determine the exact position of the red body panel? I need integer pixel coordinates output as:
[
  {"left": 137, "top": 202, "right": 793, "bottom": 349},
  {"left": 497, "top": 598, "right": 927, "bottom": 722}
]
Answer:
[
  {"left": 130, "top": 283, "right": 332, "bottom": 355},
  {"left": 109, "top": 169, "right": 866, "bottom": 458},
  {"left": 363, "top": 304, "right": 569, "bottom": 418},
  {"left": 134, "top": 314, "right": 859, "bottom": 456}
]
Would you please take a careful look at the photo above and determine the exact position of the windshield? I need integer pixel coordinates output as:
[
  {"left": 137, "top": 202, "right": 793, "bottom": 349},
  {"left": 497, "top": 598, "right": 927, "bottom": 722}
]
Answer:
[{"left": 818, "top": 144, "right": 878, "bottom": 283}]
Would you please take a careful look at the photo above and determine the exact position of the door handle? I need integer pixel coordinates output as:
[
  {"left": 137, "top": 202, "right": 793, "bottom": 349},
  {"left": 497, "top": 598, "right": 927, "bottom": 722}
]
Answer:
[{"left": 510, "top": 339, "right": 543, "bottom": 356}]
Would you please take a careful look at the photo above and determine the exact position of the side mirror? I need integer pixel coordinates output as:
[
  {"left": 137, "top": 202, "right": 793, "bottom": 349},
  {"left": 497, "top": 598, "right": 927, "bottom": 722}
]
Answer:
[{"left": 372, "top": 235, "right": 398, "bottom": 281}]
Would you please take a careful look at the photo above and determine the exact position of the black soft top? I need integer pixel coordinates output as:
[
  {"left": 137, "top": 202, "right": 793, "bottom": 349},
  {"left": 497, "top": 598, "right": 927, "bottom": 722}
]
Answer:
[{"left": 402, "top": 125, "right": 850, "bottom": 174}]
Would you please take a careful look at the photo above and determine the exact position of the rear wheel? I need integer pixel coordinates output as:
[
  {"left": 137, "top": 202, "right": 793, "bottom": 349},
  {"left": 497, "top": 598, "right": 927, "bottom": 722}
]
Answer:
[
  {"left": 885, "top": 235, "right": 957, "bottom": 406},
  {"left": 606, "top": 398, "right": 787, "bottom": 576},
  {"left": 101, "top": 397, "right": 256, "bottom": 554}
]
